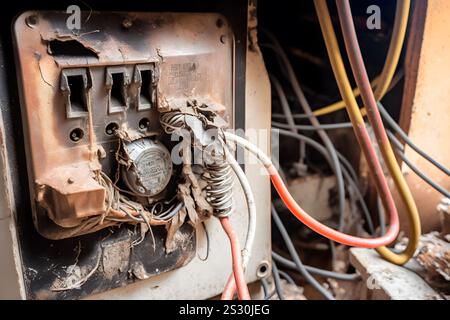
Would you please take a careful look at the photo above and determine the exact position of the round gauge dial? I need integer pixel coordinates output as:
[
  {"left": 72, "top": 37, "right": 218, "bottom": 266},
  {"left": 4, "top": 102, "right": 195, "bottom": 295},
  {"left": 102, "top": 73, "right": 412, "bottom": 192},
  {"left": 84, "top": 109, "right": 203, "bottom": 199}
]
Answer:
[{"left": 122, "top": 138, "right": 173, "bottom": 196}]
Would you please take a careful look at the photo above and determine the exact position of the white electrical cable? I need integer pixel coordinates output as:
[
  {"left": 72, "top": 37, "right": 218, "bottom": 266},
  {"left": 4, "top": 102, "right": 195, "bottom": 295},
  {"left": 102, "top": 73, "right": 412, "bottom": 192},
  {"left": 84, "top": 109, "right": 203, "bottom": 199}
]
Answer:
[
  {"left": 225, "top": 132, "right": 272, "bottom": 168},
  {"left": 224, "top": 147, "right": 256, "bottom": 271}
]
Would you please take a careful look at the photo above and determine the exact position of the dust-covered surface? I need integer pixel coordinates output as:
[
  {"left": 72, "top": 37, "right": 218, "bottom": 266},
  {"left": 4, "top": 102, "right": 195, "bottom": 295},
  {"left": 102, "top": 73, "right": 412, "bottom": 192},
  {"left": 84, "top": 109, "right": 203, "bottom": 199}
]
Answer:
[
  {"left": 415, "top": 232, "right": 450, "bottom": 298},
  {"left": 29, "top": 223, "right": 195, "bottom": 300},
  {"left": 350, "top": 246, "right": 444, "bottom": 300},
  {"left": 266, "top": 278, "right": 307, "bottom": 300}
]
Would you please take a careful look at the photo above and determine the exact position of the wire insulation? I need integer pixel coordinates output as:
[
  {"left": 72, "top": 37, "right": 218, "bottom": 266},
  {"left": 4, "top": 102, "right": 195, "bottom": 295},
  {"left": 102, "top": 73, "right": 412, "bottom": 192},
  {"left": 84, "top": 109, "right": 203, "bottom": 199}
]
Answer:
[
  {"left": 220, "top": 217, "right": 250, "bottom": 300},
  {"left": 265, "top": 38, "right": 346, "bottom": 231},
  {"left": 332, "top": 0, "right": 420, "bottom": 264},
  {"left": 221, "top": 148, "right": 257, "bottom": 300},
  {"left": 388, "top": 131, "right": 450, "bottom": 198},
  {"left": 272, "top": 252, "right": 360, "bottom": 281},
  {"left": 226, "top": 132, "right": 399, "bottom": 248},
  {"left": 272, "top": 205, "right": 334, "bottom": 300},
  {"left": 271, "top": 261, "right": 285, "bottom": 300},
  {"left": 275, "top": 128, "right": 374, "bottom": 234},
  {"left": 374, "top": 0, "right": 411, "bottom": 99},
  {"left": 305, "top": 0, "right": 409, "bottom": 118},
  {"left": 272, "top": 121, "right": 353, "bottom": 131},
  {"left": 378, "top": 102, "right": 450, "bottom": 176}
]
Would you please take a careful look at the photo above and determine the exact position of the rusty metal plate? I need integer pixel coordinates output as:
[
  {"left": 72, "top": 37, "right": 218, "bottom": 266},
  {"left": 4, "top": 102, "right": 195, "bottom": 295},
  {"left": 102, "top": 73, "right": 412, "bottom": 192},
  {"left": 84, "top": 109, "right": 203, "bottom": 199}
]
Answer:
[
  {"left": 12, "top": 10, "right": 234, "bottom": 299},
  {"left": 13, "top": 11, "right": 234, "bottom": 238}
]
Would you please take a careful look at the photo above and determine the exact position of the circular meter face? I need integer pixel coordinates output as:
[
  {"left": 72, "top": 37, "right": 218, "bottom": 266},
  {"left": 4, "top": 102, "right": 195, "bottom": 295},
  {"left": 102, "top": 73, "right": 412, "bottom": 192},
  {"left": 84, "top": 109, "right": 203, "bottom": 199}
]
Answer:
[{"left": 123, "top": 139, "right": 173, "bottom": 196}]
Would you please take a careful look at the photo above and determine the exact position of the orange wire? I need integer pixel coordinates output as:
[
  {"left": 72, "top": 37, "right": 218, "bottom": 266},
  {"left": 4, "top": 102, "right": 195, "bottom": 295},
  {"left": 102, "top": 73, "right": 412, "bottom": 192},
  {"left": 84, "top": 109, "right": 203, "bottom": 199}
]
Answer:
[
  {"left": 221, "top": 274, "right": 237, "bottom": 300},
  {"left": 224, "top": 132, "right": 401, "bottom": 248},
  {"left": 221, "top": 161, "right": 400, "bottom": 300},
  {"left": 268, "top": 163, "right": 399, "bottom": 247},
  {"left": 220, "top": 217, "right": 250, "bottom": 300}
]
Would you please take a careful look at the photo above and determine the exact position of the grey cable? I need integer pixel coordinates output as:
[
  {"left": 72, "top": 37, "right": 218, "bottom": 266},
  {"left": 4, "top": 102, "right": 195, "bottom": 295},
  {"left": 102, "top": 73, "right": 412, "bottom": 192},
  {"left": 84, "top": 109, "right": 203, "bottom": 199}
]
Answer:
[
  {"left": 273, "top": 117, "right": 377, "bottom": 233},
  {"left": 272, "top": 204, "right": 335, "bottom": 300},
  {"left": 277, "top": 270, "right": 296, "bottom": 285},
  {"left": 377, "top": 196, "right": 386, "bottom": 235},
  {"left": 274, "top": 126, "right": 362, "bottom": 216},
  {"left": 272, "top": 112, "right": 359, "bottom": 182},
  {"left": 261, "top": 278, "right": 270, "bottom": 299},
  {"left": 274, "top": 104, "right": 450, "bottom": 208},
  {"left": 275, "top": 107, "right": 450, "bottom": 232},
  {"left": 272, "top": 112, "right": 310, "bottom": 120},
  {"left": 271, "top": 75, "right": 298, "bottom": 134},
  {"left": 270, "top": 70, "right": 405, "bottom": 121},
  {"left": 272, "top": 121, "right": 353, "bottom": 131},
  {"left": 378, "top": 102, "right": 450, "bottom": 176},
  {"left": 154, "top": 202, "right": 183, "bottom": 220},
  {"left": 337, "top": 151, "right": 359, "bottom": 185},
  {"left": 264, "top": 39, "right": 346, "bottom": 232},
  {"left": 271, "top": 74, "right": 308, "bottom": 170},
  {"left": 272, "top": 252, "right": 360, "bottom": 281},
  {"left": 198, "top": 221, "right": 210, "bottom": 261},
  {"left": 271, "top": 261, "right": 285, "bottom": 300},
  {"left": 275, "top": 128, "right": 375, "bottom": 234},
  {"left": 261, "top": 278, "right": 276, "bottom": 300},
  {"left": 388, "top": 130, "right": 450, "bottom": 198}
]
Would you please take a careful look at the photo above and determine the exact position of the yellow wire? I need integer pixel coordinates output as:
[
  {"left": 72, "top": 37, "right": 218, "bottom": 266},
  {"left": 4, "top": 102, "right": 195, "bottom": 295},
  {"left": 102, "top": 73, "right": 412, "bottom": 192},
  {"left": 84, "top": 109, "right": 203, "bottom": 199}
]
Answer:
[
  {"left": 374, "top": 0, "right": 410, "bottom": 99},
  {"left": 313, "top": 0, "right": 410, "bottom": 117},
  {"left": 313, "top": 0, "right": 365, "bottom": 126},
  {"left": 313, "top": 78, "right": 377, "bottom": 117},
  {"left": 313, "top": 0, "right": 420, "bottom": 265}
]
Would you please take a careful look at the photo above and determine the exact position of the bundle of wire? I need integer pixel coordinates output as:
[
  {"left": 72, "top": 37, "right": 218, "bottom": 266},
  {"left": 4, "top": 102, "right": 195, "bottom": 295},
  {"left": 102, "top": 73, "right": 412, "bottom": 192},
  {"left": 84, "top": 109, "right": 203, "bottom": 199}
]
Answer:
[
  {"left": 272, "top": 102, "right": 450, "bottom": 201},
  {"left": 322, "top": 0, "right": 421, "bottom": 264},
  {"left": 296, "top": 0, "right": 419, "bottom": 265},
  {"left": 225, "top": 131, "right": 400, "bottom": 247},
  {"left": 225, "top": 0, "right": 426, "bottom": 299}
]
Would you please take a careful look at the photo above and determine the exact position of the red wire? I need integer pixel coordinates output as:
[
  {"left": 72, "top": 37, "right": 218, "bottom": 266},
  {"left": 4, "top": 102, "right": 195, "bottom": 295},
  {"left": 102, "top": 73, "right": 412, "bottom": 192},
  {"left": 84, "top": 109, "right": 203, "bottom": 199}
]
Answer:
[
  {"left": 268, "top": 163, "right": 399, "bottom": 247},
  {"left": 219, "top": 217, "right": 251, "bottom": 300},
  {"left": 221, "top": 274, "right": 237, "bottom": 300},
  {"left": 221, "top": 161, "right": 400, "bottom": 300}
]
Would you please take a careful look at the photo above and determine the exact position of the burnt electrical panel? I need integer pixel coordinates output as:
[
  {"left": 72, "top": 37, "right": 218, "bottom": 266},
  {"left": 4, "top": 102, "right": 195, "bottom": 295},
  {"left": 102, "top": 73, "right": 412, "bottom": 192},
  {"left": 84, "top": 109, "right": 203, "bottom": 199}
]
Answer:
[{"left": 13, "top": 11, "right": 233, "bottom": 299}]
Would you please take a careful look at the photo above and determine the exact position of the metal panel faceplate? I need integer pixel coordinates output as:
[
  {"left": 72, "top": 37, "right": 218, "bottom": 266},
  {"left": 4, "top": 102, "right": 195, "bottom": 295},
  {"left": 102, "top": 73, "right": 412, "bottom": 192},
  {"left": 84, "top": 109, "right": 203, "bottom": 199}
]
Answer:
[
  {"left": 12, "top": 10, "right": 234, "bottom": 299},
  {"left": 13, "top": 11, "right": 234, "bottom": 236}
]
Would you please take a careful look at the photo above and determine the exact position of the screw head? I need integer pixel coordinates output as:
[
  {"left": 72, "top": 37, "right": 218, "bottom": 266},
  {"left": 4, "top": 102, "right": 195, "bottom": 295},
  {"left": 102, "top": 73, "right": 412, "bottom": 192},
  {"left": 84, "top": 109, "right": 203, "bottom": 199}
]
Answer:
[
  {"left": 26, "top": 15, "right": 38, "bottom": 28},
  {"left": 69, "top": 128, "right": 84, "bottom": 142},
  {"left": 122, "top": 18, "right": 133, "bottom": 29},
  {"left": 216, "top": 18, "right": 224, "bottom": 28},
  {"left": 138, "top": 118, "right": 150, "bottom": 130},
  {"left": 256, "top": 261, "right": 271, "bottom": 278}
]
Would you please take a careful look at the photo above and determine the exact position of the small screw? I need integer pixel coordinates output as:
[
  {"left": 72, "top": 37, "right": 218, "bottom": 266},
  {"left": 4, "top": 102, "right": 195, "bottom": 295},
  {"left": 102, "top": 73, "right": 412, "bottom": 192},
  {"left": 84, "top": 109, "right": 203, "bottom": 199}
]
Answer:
[
  {"left": 220, "top": 35, "right": 227, "bottom": 44},
  {"left": 138, "top": 186, "right": 146, "bottom": 194},
  {"left": 26, "top": 15, "right": 38, "bottom": 28},
  {"left": 256, "top": 261, "right": 271, "bottom": 278},
  {"left": 69, "top": 128, "right": 84, "bottom": 142},
  {"left": 138, "top": 118, "right": 150, "bottom": 130},
  {"left": 216, "top": 18, "right": 224, "bottom": 28},
  {"left": 122, "top": 18, "right": 133, "bottom": 29},
  {"left": 105, "top": 122, "right": 119, "bottom": 136},
  {"left": 67, "top": 177, "right": 74, "bottom": 184}
]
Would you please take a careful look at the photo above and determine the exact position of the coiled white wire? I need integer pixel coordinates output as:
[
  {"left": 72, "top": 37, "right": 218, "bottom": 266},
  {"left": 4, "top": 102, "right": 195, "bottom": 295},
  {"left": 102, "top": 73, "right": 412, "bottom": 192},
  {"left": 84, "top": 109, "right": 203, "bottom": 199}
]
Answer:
[{"left": 160, "top": 111, "right": 256, "bottom": 271}]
